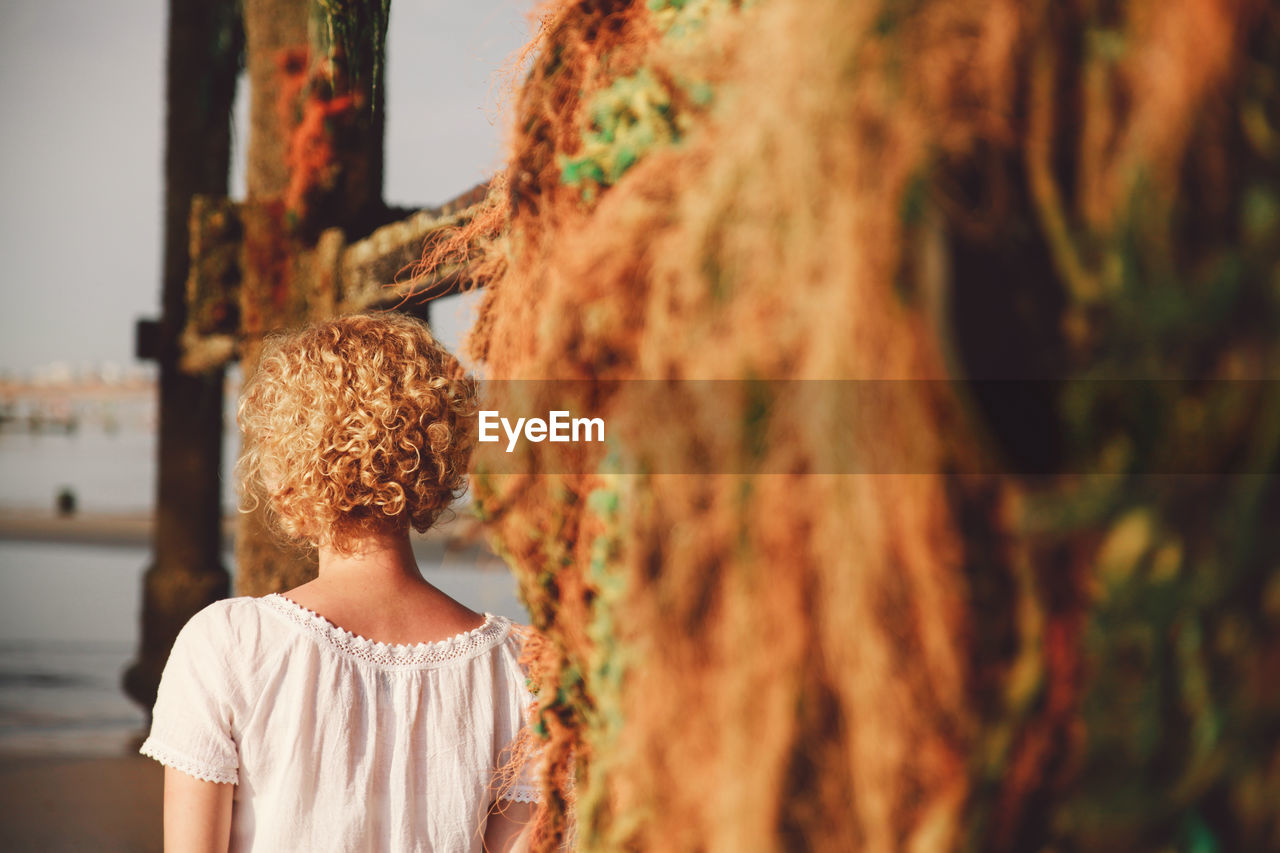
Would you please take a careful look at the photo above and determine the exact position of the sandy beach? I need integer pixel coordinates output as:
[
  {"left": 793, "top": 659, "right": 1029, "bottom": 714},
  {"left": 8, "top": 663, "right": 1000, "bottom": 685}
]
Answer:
[
  {"left": 0, "top": 752, "right": 163, "bottom": 851},
  {"left": 0, "top": 508, "right": 231, "bottom": 549}
]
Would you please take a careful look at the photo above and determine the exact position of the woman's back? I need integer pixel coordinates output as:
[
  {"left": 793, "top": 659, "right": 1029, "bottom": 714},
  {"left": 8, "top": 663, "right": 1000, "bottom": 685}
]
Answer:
[
  {"left": 141, "top": 314, "right": 536, "bottom": 849},
  {"left": 142, "top": 594, "right": 537, "bottom": 852}
]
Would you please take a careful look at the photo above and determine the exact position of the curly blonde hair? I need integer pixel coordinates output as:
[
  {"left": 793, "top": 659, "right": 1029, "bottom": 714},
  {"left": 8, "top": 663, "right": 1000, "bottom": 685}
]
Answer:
[{"left": 237, "top": 313, "right": 478, "bottom": 553}]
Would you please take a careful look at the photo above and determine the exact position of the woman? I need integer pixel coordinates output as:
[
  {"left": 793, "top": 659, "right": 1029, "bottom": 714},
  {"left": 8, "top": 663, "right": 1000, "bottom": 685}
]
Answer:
[{"left": 141, "top": 313, "right": 536, "bottom": 852}]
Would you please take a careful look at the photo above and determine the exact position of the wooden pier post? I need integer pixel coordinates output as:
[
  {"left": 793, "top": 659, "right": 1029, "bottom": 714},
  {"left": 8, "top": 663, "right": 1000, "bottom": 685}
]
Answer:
[
  {"left": 128, "top": 0, "right": 482, "bottom": 711},
  {"left": 123, "top": 0, "right": 242, "bottom": 713}
]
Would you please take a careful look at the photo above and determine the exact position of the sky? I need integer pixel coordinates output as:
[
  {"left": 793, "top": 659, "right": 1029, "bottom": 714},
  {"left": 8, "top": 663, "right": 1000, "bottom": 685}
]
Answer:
[{"left": 0, "top": 0, "right": 532, "bottom": 375}]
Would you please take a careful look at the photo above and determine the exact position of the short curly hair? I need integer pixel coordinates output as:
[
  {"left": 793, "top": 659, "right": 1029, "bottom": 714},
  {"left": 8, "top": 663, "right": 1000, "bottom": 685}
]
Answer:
[{"left": 236, "top": 312, "right": 478, "bottom": 553}]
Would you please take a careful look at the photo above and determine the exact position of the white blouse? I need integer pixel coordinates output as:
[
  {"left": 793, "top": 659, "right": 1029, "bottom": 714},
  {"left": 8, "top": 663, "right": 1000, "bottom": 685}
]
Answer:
[{"left": 140, "top": 593, "right": 538, "bottom": 852}]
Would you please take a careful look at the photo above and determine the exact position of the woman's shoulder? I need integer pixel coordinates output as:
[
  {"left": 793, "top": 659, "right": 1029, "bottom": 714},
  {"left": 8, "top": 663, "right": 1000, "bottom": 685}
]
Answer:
[
  {"left": 492, "top": 621, "right": 538, "bottom": 685},
  {"left": 182, "top": 594, "right": 262, "bottom": 627},
  {"left": 498, "top": 620, "right": 533, "bottom": 656},
  {"left": 176, "top": 595, "right": 277, "bottom": 652}
]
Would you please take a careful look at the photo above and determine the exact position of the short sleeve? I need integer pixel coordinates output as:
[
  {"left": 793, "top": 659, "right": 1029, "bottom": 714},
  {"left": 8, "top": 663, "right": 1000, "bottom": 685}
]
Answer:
[
  {"left": 493, "top": 631, "right": 542, "bottom": 803},
  {"left": 139, "top": 603, "right": 241, "bottom": 785}
]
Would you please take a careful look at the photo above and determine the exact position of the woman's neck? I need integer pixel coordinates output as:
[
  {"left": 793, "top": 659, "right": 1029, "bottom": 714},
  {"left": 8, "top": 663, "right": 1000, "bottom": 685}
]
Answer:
[
  {"left": 284, "top": 526, "right": 484, "bottom": 644},
  {"left": 315, "top": 527, "right": 423, "bottom": 588}
]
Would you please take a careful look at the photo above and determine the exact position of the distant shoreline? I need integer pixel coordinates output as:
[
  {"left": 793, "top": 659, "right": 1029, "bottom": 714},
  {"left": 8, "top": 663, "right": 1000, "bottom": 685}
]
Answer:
[
  {"left": 0, "top": 508, "right": 498, "bottom": 563},
  {"left": 0, "top": 378, "right": 159, "bottom": 401}
]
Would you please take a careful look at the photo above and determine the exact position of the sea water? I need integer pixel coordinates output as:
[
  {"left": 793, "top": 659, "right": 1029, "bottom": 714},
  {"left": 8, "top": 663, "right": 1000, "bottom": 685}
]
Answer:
[{"left": 0, "top": 393, "right": 170, "bottom": 512}]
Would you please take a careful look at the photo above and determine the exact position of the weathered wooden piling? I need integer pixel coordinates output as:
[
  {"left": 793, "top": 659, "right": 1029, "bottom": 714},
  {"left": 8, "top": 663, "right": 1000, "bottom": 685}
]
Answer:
[{"left": 123, "top": 0, "right": 241, "bottom": 713}]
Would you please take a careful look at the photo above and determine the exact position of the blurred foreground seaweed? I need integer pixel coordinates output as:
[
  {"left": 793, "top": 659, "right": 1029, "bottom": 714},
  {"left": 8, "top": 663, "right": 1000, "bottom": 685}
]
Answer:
[{"left": 422, "top": 0, "right": 1280, "bottom": 849}]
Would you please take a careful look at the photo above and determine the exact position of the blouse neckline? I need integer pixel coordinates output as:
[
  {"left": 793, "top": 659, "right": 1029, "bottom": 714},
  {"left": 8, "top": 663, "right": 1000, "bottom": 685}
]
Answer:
[{"left": 260, "top": 592, "right": 511, "bottom": 668}]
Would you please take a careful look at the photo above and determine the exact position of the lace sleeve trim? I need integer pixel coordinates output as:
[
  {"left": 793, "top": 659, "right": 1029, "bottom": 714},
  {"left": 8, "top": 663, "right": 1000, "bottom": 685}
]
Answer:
[
  {"left": 498, "top": 787, "right": 541, "bottom": 803},
  {"left": 139, "top": 737, "right": 239, "bottom": 785}
]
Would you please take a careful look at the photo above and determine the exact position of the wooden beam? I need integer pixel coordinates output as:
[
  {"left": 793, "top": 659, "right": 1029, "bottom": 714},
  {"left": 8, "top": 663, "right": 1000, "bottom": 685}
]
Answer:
[{"left": 179, "top": 183, "right": 489, "bottom": 373}]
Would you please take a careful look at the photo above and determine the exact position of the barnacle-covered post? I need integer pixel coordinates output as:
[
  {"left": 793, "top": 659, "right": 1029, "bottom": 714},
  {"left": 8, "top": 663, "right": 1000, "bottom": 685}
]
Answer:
[{"left": 234, "top": 0, "right": 391, "bottom": 595}]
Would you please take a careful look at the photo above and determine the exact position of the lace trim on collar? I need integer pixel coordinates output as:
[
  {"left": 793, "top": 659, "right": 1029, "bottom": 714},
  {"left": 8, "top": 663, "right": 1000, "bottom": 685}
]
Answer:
[{"left": 260, "top": 593, "right": 510, "bottom": 668}]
